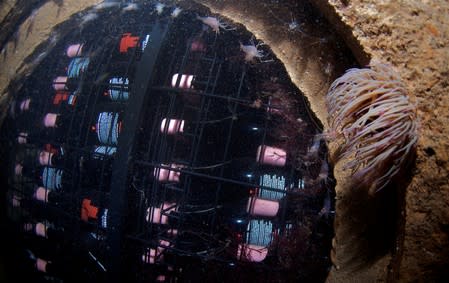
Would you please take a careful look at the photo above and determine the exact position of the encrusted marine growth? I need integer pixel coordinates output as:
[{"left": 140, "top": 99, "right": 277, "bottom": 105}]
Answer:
[{"left": 326, "top": 62, "right": 418, "bottom": 193}]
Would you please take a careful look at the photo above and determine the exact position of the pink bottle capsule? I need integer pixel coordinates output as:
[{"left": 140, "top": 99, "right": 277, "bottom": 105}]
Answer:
[
  {"left": 12, "top": 194, "right": 21, "bottom": 207},
  {"left": 237, "top": 244, "right": 268, "bottom": 262},
  {"left": 190, "top": 39, "right": 206, "bottom": 52},
  {"left": 66, "top": 43, "right": 84, "bottom": 57},
  {"left": 171, "top": 73, "right": 194, "bottom": 89},
  {"left": 35, "top": 222, "right": 47, "bottom": 238},
  {"left": 53, "top": 76, "right": 68, "bottom": 90},
  {"left": 256, "top": 145, "right": 287, "bottom": 167},
  {"left": 146, "top": 202, "right": 176, "bottom": 224},
  {"left": 36, "top": 258, "right": 48, "bottom": 272},
  {"left": 141, "top": 240, "right": 172, "bottom": 264},
  {"left": 154, "top": 164, "right": 182, "bottom": 182},
  {"left": 246, "top": 197, "right": 279, "bottom": 217},
  {"left": 160, "top": 118, "right": 185, "bottom": 134},
  {"left": 34, "top": 187, "right": 49, "bottom": 202},
  {"left": 39, "top": 150, "right": 54, "bottom": 166},
  {"left": 14, "top": 163, "right": 23, "bottom": 175},
  {"left": 142, "top": 247, "right": 165, "bottom": 264},
  {"left": 43, "top": 113, "right": 58, "bottom": 128},
  {"left": 20, "top": 98, "right": 31, "bottom": 111},
  {"left": 17, "top": 132, "right": 28, "bottom": 144}
]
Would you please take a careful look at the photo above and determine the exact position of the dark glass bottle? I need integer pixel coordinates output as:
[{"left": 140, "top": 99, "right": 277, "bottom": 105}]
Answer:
[
  {"left": 10, "top": 92, "right": 78, "bottom": 133},
  {"left": 66, "top": 43, "right": 86, "bottom": 58},
  {"left": 14, "top": 163, "right": 65, "bottom": 191},
  {"left": 157, "top": 115, "right": 227, "bottom": 166},
  {"left": 23, "top": 221, "right": 65, "bottom": 241},
  {"left": 227, "top": 107, "right": 292, "bottom": 163},
  {"left": 15, "top": 143, "right": 114, "bottom": 190},
  {"left": 31, "top": 187, "right": 110, "bottom": 230},
  {"left": 52, "top": 75, "right": 82, "bottom": 92},
  {"left": 15, "top": 144, "right": 65, "bottom": 168},
  {"left": 14, "top": 111, "right": 77, "bottom": 145},
  {"left": 222, "top": 105, "right": 305, "bottom": 195},
  {"left": 9, "top": 97, "right": 39, "bottom": 119}
]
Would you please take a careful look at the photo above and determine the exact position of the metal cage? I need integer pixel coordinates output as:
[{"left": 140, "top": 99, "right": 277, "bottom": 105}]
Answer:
[{"left": 2, "top": 2, "right": 334, "bottom": 282}]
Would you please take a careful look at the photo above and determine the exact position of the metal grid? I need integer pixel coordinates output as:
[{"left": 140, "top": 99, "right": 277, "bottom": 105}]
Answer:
[
  {"left": 3, "top": 2, "right": 334, "bottom": 282},
  {"left": 125, "top": 7, "right": 327, "bottom": 282},
  {"left": 5, "top": 4, "right": 164, "bottom": 281}
]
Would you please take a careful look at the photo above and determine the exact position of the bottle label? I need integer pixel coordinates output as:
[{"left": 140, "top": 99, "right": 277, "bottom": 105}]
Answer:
[
  {"left": 247, "top": 219, "right": 272, "bottom": 246},
  {"left": 108, "top": 77, "right": 129, "bottom": 101},
  {"left": 96, "top": 112, "right": 120, "bottom": 145},
  {"left": 53, "top": 91, "right": 69, "bottom": 105},
  {"left": 42, "top": 167, "right": 63, "bottom": 190},
  {"left": 259, "top": 174, "right": 286, "bottom": 200},
  {"left": 258, "top": 172, "right": 303, "bottom": 199},
  {"left": 100, "top": 209, "right": 108, "bottom": 229},
  {"left": 119, "top": 33, "right": 140, "bottom": 53},
  {"left": 67, "top": 94, "right": 77, "bottom": 106},
  {"left": 93, "top": 145, "right": 117, "bottom": 159},
  {"left": 67, "top": 57, "right": 90, "bottom": 78},
  {"left": 141, "top": 34, "right": 150, "bottom": 51}
]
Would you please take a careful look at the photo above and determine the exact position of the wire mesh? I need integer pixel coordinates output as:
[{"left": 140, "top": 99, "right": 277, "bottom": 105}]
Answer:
[{"left": 2, "top": 1, "right": 334, "bottom": 282}]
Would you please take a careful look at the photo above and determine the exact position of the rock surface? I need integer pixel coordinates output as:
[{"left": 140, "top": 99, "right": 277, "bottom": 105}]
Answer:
[{"left": 311, "top": 1, "right": 449, "bottom": 282}]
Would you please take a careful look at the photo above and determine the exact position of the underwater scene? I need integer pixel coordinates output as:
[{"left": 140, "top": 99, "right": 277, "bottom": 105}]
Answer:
[{"left": 0, "top": 0, "right": 368, "bottom": 282}]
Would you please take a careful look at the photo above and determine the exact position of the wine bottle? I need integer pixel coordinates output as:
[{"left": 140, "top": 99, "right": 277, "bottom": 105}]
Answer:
[
  {"left": 14, "top": 163, "right": 64, "bottom": 191},
  {"left": 23, "top": 221, "right": 65, "bottom": 240},
  {"left": 227, "top": 107, "right": 289, "bottom": 162},
  {"left": 52, "top": 76, "right": 81, "bottom": 92},
  {"left": 9, "top": 97, "right": 37, "bottom": 119},
  {"left": 21, "top": 216, "right": 109, "bottom": 252},
  {"left": 31, "top": 187, "right": 110, "bottom": 229},
  {"left": 20, "top": 247, "right": 96, "bottom": 279},
  {"left": 10, "top": 91, "right": 78, "bottom": 130},
  {"left": 15, "top": 110, "right": 78, "bottom": 145},
  {"left": 14, "top": 144, "right": 63, "bottom": 168}
]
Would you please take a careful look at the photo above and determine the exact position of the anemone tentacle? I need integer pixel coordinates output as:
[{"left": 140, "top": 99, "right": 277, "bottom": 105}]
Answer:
[{"left": 326, "top": 62, "right": 418, "bottom": 193}]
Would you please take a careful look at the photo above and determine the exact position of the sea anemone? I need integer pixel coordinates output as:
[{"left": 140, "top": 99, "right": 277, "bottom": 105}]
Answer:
[{"left": 326, "top": 62, "right": 418, "bottom": 193}]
